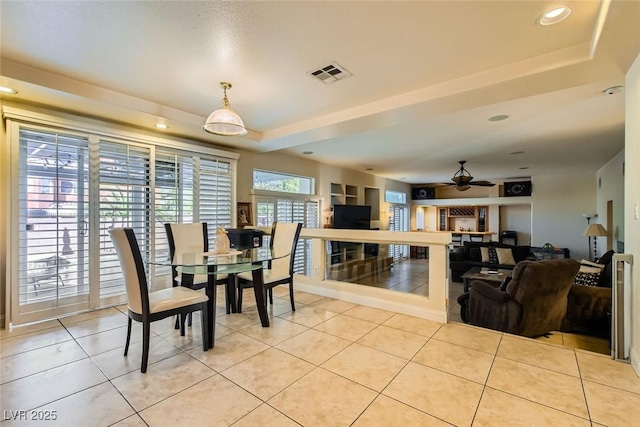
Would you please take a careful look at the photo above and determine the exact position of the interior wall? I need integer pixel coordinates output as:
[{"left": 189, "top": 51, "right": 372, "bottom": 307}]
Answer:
[
  {"left": 235, "top": 150, "right": 411, "bottom": 230},
  {"left": 436, "top": 184, "right": 500, "bottom": 199},
  {"left": 531, "top": 172, "right": 596, "bottom": 261},
  {"left": 499, "top": 204, "right": 532, "bottom": 246},
  {"left": 624, "top": 53, "right": 640, "bottom": 375},
  {"left": 597, "top": 150, "right": 625, "bottom": 252}
]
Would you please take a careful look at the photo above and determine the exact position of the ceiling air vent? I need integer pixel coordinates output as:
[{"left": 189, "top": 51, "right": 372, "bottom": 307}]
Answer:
[{"left": 308, "top": 62, "right": 352, "bottom": 84}]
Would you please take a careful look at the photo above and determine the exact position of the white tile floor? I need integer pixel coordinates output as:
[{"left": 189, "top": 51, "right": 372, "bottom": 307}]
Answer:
[{"left": 1, "top": 287, "right": 639, "bottom": 426}]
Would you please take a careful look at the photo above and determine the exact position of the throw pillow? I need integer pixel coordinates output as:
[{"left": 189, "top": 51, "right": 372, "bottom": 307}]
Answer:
[
  {"left": 488, "top": 247, "right": 499, "bottom": 264},
  {"left": 579, "top": 259, "right": 604, "bottom": 269},
  {"left": 572, "top": 260, "right": 604, "bottom": 287},
  {"left": 596, "top": 250, "right": 615, "bottom": 267},
  {"left": 495, "top": 248, "right": 516, "bottom": 266},
  {"left": 480, "top": 247, "right": 490, "bottom": 263},
  {"left": 573, "top": 271, "right": 601, "bottom": 286},
  {"left": 480, "top": 247, "right": 499, "bottom": 264}
]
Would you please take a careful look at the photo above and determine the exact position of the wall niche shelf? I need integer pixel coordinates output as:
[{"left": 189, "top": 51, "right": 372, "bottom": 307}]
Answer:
[{"left": 331, "top": 183, "right": 359, "bottom": 206}]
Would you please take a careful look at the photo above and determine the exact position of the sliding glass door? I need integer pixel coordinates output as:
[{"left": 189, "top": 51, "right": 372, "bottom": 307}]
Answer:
[
  {"left": 16, "top": 129, "right": 91, "bottom": 321},
  {"left": 8, "top": 119, "right": 236, "bottom": 325}
]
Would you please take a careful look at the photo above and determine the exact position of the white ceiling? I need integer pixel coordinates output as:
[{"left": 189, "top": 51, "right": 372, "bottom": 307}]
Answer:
[{"left": 1, "top": 1, "right": 639, "bottom": 184}]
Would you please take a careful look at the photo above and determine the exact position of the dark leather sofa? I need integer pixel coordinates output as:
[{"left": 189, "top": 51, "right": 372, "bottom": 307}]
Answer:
[
  {"left": 458, "top": 250, "right": 615, "bottom": 339},
  {"left": 560, "top": 250, "right": 614, "bottom": 338},
  {"left": 449, "top": 241, "right": 536, "bottom": 282}
]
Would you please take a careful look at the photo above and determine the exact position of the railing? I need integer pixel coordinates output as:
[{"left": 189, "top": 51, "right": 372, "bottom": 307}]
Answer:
[
  {"left": 289, "top": 228, "right": 452, "bottom": 323},
  {"left": 612, "top": 253, "right": 633, "bottom": 361}
]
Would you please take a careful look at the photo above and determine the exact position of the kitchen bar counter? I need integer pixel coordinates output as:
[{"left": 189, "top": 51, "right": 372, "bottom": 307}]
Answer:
[
  {"left": 449, "top": 231, "right": 495, "bottom": 235},
  {"left": 430, "top": 230, "right": 496, "bottom": 243},
  {"left": 411, "top": 230, "right": 496, "bottom": 243}
]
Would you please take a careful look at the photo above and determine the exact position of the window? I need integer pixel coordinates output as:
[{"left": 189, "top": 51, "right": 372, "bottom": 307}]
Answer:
[
  {"left": 253, "top": 170, "right": 314, "bottom": 195},
  {"left": 389, "top": 205, "right": 409, "bottom": 261},
  {"left": 385, "top": 190, "right": 406, "bottom": 204},
  {"left": 416, "top": 208, "right": 425, "bottom": 230},
  {"left": 255, "top": 196, "right": 319, "bottom": 275},
  {"left": 252, "top": 168, "right": 318, "bottom": 274}
]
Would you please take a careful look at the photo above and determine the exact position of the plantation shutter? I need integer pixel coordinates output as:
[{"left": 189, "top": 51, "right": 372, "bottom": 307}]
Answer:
[
  {"left": 254, "top": 195, "right": 319, "bottom": 274},
  {"left": 389, "top": 205, "right": 409, "bottom": 261},
  {"left": 154, "top": 153, "right": 195, "bottom": 276},
  {"left": 97, "top": 140, "right": 151, "bottom": 299},
  {"left": 15, "top": 129, "right": 90, "bottom": 321},
  {"left": 199, "top": 158, "right": 233, "bottom": 243}
]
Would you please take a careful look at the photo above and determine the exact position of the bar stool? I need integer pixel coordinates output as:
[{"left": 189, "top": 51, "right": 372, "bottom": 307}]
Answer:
[{"left": 501, "top": 230, "right": 518, "bottom": 246}]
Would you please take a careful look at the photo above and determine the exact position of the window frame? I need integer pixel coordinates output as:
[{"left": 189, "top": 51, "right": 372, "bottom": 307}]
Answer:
[{"left": 253, "top": 169, "right": 315, "bottom": 195}]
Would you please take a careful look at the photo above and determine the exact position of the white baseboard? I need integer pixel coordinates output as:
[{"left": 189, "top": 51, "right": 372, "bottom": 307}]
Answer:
[
  {"left": 631, "top": 346, "right": 640, "bottom": 377},
  {"left": 294, "top": 277, "right": 448, "bottom": 324}
]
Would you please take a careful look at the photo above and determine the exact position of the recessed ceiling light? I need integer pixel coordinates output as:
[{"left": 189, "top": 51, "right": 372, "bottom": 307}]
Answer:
[
  {"left": 302, "top": 151, "right": 313, "bottom": 155},
  {"left": 602, "top": 85, "right": 623, "bottom": 95},
  {"left": 0, "top": 86, "right": 18, "bottom": 94},
  {"left": 519, "top": 166, "right": 530, "bottom": 170},
  {"left": 155, "top": 122, "right": 168, "bottom": 129},
  {"left": 488, "top": 114, "right": 509, "bottom": 122},
  {"left": 537, "top": 7, "right": 571, "bottom": 26},
  {"left": 510, "top": 151, "right": 525, "bottom": 155}
]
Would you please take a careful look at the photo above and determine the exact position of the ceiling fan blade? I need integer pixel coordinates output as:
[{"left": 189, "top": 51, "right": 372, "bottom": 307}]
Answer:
[{"left": 468, "top": 181, "right": 495, "bottom": 187}]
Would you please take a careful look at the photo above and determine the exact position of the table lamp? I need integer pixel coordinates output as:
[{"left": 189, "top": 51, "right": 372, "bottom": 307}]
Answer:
[{"left": 583, "top": 223, "right": 607, "bottom": 261}]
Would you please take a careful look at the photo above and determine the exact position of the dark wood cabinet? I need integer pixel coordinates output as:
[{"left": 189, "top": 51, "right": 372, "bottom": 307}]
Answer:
[
  {"left": 410, "top": 246, "right": 428, "bottom": 259},
  {"left": 437, "top": 206, "right": 488, "bottom": 231}
]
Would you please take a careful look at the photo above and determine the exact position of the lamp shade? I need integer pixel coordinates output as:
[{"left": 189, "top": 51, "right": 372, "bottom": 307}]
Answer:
[
  {"left": 203, "top": 108, "right": 247, "bottom": 136},
  {"left": 583, "top": 223, "right": 607, "bottom": 237},
  {"left": 202, "top": 82, "right": 248, "bottom": 137}
]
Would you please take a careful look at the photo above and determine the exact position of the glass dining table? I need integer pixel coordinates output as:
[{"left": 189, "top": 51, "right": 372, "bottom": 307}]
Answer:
[{"left": 150, "top": 246, "right": 290, "bottom": 349}]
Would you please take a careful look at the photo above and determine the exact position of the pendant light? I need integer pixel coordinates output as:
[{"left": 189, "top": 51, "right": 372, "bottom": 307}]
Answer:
[{"left": 202, "top": 82, "right": 247, "bottom": 136}]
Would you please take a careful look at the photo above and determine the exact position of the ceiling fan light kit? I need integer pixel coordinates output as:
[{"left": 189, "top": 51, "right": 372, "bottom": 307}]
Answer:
[
  {"left": 203, "top": 82, "right": 248, "bottom": 137},
  {"left": 448, "top": 160, "right": 495, "bottom": 191}
]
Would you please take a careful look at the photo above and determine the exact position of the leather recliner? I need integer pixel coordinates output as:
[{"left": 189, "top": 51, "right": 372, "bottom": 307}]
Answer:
[{"left": 458, "top": 259, "right": 580, "bottom": 337}]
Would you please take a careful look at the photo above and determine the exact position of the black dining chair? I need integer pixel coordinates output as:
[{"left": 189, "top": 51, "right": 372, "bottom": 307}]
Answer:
[
  {"left": 109, "top": 227, "right": 209, "bottom": 373},
  {"left": 236, "top": 222, "right": 302, "bottom": 313}
]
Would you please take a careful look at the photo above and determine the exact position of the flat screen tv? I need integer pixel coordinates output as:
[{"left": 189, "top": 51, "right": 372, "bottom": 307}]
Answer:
[{"left": 333, "top": 205, "right": 371, "bottom": 230}]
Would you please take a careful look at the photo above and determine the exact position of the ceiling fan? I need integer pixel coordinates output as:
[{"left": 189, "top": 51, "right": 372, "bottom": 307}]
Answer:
[{"left": 445, "top": 160, "right": 495, "bottom": 191}]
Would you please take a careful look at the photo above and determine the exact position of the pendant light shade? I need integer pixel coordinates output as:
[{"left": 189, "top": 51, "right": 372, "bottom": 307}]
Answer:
[{"left": 203, "top": 82, "right": 247, "bottom": 136}]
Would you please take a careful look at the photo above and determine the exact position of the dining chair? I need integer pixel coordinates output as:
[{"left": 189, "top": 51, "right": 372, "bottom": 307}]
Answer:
[
  {"left": 164, "top": 222, "right": 232, "bottom": 334},
  {"left": 109, "top": 227, "right": 209, "bottom": 373},
  {"left": 236, "top": 222, "right": 303, "bottom": 313},
  {"left": 469, "top": 234, "right": 484, "bottom": 243},
  {"left": 451, "top": 233, "right": 463, "bottom": 247}
]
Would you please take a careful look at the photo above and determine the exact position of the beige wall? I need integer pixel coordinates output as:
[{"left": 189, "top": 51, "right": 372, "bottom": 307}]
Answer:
[
  {"left": 625, "top": 53, "right": 640, "bottom": 374},
  {"left": 435, "top": 184, "right": 499, "bottom": 199},
  {"left": 531, "top": 172, "right": 596, "bottom": 261},
  {"left": 236, "top": 150, "right": 411, "bottom": 229},
  {"left": 499, "top": 204, "right": 532, "bottom": 246},
  {"left": 597, "top": 150, "right": 625, "bottom": 252}
]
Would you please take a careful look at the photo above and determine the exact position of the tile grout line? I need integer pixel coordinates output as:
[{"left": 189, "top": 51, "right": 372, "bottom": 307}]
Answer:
[{"left": 469, "top": 332, "right": 504, "bottom": 426}]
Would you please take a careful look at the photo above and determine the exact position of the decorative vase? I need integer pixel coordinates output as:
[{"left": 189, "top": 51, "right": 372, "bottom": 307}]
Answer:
[{"left": 214, "top": 227, "right": 230, "bottom": 254}]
